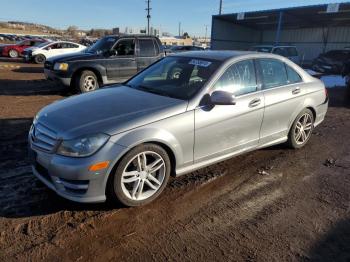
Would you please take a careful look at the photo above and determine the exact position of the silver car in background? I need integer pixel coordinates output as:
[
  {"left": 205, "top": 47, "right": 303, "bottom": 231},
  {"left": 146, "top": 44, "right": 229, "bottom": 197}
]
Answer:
[{"left": 28, "top": 51, "right": 328, "bottom": 206}]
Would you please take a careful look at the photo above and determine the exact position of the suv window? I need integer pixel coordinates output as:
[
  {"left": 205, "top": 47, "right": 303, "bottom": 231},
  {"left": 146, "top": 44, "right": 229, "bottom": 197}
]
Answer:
[
  {"left": 257, "top": 58, "right": 288, "bottom": 89},
  {"left": 273, "top": 47, "right": 288, "bottom": 57},
  {"left": 285, "top": 64, "right": 302, "bottom": 84},
  {"left": 213, "top": 59, "right": 257, "bottom": 96},
  {"left": 139, "top": 39, "right": 156, "bottom": 57},
  {"left": 114, "top": 39, "right": 135, "bottom": 56},
  {"left": 286, "top": 47, "right": 298, "bottom": 57}
]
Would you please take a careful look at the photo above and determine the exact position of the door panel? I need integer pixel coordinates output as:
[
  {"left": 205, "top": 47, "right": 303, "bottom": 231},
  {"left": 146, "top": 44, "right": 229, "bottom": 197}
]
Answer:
[
  {"left": 137, "top": 38, "right": 161, "bottom": 71},
  {"left": 106, "top": 38, "right": 137, "bottom": 81},
  {"left": 194, "top": 93, "right": 264, "bottom": 162},
  {"left": 260, "top": 84, "right": 305, "bottom": 144},
  {"left": 257, "top": 58, "right": 306, "bottom": 144}
]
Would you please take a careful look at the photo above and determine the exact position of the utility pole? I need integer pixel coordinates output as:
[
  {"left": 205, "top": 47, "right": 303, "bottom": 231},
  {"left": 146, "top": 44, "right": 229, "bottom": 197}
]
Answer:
[
  {"left": 145, "top": 0, "right": 151, "bottom": 35},
  {"left": 178, "top": 22, "right": 181, "bottom": 37},
  {"left": 204, "top": 24, "right": 208, "bottom": 41},
  {"left": 219, "top": 0, "right": 223, "bottom": 15}
]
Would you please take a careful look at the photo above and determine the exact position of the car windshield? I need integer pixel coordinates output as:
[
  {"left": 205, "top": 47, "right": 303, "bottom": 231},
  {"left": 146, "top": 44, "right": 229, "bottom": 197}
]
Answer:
[
  {"left": 249, "top": 46, "right": 273, "bottom": 53},
  {"left": 126, "top": 56, "right": 220, "bottom": 100},
  {"left": 86, "top": 36, "right": 117, "bottom": 54}
]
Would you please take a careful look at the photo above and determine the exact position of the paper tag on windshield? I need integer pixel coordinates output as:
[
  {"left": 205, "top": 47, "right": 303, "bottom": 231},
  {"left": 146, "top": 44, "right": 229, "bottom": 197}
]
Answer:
[{"left": 189, "top": 59, "right": 212, "bottom": 67}]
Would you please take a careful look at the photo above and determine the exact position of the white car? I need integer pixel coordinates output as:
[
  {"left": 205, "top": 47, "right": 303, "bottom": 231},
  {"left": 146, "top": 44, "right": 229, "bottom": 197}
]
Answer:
[{"left": 23, "top": 41, "right": 86, "bottom": 64}]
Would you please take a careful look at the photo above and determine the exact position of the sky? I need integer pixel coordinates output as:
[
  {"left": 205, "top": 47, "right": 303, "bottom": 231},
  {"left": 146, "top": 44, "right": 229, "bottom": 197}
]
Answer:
[{"left": 0, "top": 0, "right": 346, "bottom": 36}]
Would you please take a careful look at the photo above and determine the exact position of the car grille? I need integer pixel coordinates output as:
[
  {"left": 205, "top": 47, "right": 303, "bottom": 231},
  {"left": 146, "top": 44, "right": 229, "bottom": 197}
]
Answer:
[
  {"left": 44, "top": 61, "right": 54, "bottom": 70},
  {"left": 30, "top": 122, "right": 58, "bottom": 152}
]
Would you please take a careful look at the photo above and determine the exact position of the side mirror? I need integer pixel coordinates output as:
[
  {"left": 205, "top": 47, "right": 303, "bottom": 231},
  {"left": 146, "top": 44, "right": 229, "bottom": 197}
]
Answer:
[{"left": 210, "top": 90, "right": 236, "bottom": 105}]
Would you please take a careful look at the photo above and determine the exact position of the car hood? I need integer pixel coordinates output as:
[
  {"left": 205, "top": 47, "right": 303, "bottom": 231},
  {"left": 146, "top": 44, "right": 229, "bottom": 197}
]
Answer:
[
  {"left": 35, "top": 86, "right": 188, "bottom": 139},
  {"left": 50, "top": 51, "right": 102, "bottom": 63}
]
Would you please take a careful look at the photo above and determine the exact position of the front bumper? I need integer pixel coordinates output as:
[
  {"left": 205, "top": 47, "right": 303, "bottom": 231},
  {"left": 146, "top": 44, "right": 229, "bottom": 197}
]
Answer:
[
  {"left": 44, "top": 69, "right": 72, "bottom": 86},
  {"left": 29, "top": 136, "right": 127, "bottom": 203}
]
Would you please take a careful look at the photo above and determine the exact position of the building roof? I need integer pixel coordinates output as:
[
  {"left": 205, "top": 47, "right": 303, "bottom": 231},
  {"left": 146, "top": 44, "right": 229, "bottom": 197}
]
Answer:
[{"left": 213, "top": 2, "right": 350, "bottom": 30}]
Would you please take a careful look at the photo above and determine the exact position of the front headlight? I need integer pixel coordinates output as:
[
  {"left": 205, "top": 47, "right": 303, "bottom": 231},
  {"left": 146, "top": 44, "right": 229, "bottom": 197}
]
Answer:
[
  {"left": 57, "top": 133, "right": 109, "bottom": 157},
  {"left": 54, "top": 62, "right": 69, "bottom": 71}
]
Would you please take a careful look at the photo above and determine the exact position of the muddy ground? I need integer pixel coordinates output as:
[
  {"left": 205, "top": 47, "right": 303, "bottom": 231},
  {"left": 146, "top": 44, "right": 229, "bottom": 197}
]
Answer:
[{"left": 0, "top": 57, "right": 350, "bottom": 261}]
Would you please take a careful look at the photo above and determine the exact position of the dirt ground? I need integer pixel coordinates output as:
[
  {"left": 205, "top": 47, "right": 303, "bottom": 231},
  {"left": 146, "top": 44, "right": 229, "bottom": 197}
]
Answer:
[{"left": 0, "top": 57, "right": 350, "bottom": 262}]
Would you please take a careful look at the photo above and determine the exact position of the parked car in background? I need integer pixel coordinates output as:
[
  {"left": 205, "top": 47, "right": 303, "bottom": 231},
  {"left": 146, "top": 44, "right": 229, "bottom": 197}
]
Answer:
[
  {"left": 169, "top": 45, "right": 205, "bottom": 53},
  {"left": 311, "top": 50, "right": 350, "bottom": 74},
  {"left": 1, "top": 39, "right": 46, "bottom": 58},
  {"left": 29, "top": 51, "right": 328, "bottom": 206},
  {"left": 249, "top": 45, "right": 300, "bottom": 64},
  {"left": 44, "top": 35, "right": 165, "bottom": 93},
  {"left": 23, "top": 41, "right": 86, "bottom": 64}
]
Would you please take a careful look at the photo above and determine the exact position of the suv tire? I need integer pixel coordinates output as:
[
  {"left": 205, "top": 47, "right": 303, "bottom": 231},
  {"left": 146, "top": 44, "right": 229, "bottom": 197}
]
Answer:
[{"left": 76, "top": 70, "right": 99, "bottom": 93}]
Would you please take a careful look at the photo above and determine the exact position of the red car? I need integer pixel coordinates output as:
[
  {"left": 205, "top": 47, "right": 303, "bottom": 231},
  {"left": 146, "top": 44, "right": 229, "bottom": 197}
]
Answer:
[{"left": 1, "top": 39, "right": 46, "bottom": 58}]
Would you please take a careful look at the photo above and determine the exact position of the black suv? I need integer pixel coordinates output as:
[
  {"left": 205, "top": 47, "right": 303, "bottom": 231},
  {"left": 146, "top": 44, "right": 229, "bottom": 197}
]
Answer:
[{"left": 44, "top": 35, "right": 165, "bottom": 93}]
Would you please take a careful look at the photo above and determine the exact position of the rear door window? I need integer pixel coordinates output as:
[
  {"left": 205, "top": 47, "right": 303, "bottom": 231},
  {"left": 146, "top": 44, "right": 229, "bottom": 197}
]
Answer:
[
  {"left": 272, "top": 47, "right": 288, "bottom": 57},
  {"left": 286, "top": 47, "right": 298, "bottom": 57},
  {"left": 257, "top": 58, "right": 288, "bottom": 89},
  {"left": 285, "top": 64, "right": 302, "bottom": 84},
  {"left": 139, "top": 39, "right": 156, "bottom": 57},
  {"left": 213, "top": 59, "right": 257, "bottom": 96}
]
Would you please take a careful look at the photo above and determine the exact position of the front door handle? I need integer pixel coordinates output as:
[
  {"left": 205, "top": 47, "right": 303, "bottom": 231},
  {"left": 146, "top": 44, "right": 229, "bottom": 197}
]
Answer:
[
  {"left": 292, "top": 87, "right": 301, "bottom": 95},
  {"left": 249, "top": 98, "right": 261, "bottom": 108}
]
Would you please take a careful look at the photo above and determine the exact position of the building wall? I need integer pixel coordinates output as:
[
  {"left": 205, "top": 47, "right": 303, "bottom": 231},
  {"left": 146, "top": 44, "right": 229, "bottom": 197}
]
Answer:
[
  {"left": 211, "top": 18, "right": 260, "bottom": 50},
  {"left": 262, "top": 27, "right": 350, "bottom": 63},
  {"left": 212, "top": 16, "right": 350, "bottom": 64}
]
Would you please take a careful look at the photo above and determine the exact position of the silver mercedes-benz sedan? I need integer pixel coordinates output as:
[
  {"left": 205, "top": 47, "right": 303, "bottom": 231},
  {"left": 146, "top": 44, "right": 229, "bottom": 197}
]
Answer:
[{"left": 28, "top": 51, "right": 328, "bottom": 206}]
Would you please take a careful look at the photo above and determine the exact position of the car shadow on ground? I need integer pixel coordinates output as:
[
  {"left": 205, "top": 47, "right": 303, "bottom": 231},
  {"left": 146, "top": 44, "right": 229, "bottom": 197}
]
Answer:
[
  {"left": 308, "top": 219, "right": 350, "bottom": 261},
  {"left": 0, "top": 118, "right": 124, "bottom": 218},
  {"left": 12, "top": 66, "right": 44, "bottom": 74},
  {"left": 0, "top": 79, "right": 71, "bottom": 96},
  {"left": 328, "top": 87, "right": 350, "bottom": 108},
  {"left": 0, "top": 57, "right": 27, "bottom": 63}
]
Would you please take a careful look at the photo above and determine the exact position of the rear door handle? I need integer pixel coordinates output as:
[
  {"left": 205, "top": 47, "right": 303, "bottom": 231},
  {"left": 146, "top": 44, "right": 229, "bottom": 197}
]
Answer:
[
  {"left": 249, "top": 98, "right": 261, "bottom": 108},
  {"left": 292, "top": 87, "right": 301, "bottom": 95}
]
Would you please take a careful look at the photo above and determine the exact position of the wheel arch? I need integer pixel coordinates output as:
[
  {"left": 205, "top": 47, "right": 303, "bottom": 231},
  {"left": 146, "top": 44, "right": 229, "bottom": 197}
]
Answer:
[
  {"left": 104, "top": 140, "right": 178, "bottom": 198},
  {"left": 71, "top": 66, "right": 105, "bottom": 87}
]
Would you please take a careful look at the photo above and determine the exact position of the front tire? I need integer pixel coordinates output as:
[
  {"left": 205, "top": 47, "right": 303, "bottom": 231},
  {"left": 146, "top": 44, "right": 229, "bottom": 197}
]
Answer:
[
  {"left": 34, "top": 54, "right": 46, "bottom": 64},
  {"left": 107, "top": 144, "right": 171, "bottom": 207},
  {"left": 8, "top": 49, "right": 18, "bottom": 58},
  {"left": 287, "top": 109, "right": 314, "bottom": 149},
  {"left": 75, "top": 70, "right": 99, "bottom": 93}
]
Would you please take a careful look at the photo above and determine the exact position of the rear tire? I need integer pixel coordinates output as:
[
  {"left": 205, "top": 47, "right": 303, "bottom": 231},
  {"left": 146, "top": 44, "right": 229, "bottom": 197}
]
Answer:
[
  {"left": 106, "top": 144, "right": 171, "bottom": 207},
  {"left": 287, "top": 109, "right": 314, "bottom": 149},
  {"left": 75, "top": 70, "right": 99, "bottom": 93},
  {"left": 34, "top": 54, "right": 46, "bottom": 64},
  {"left": 8, "top": 49, "right": 18, "bottom": 58}
]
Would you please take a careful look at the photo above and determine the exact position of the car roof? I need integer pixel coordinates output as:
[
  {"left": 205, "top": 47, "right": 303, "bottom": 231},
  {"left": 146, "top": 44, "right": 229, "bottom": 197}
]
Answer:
[
  {"left": 253, "top": 45, "right": 297, "bottom": 48},
  {"left": 172, "top": 50, "right": 257, "bottom": 61}
]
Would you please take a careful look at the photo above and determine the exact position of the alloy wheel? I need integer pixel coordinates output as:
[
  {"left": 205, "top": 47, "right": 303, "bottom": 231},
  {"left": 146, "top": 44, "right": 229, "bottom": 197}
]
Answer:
[
  {"left": 294, "top": 113, "right": 313, "bottom": 145},
  {"left": 121, "top": 151, "right": 166, "bottom": 201},
  {"left": 9, "top": 50, "right": 18, "bottom": 58},
  {"left": 83, "top": 75, "right": 97, "bottom": 91}
]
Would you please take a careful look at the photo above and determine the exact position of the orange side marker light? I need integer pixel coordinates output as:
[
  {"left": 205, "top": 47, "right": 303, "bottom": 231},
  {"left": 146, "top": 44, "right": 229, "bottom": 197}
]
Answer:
[{"left": 89, "top": 161, "right": 110, "bottom": 171}]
